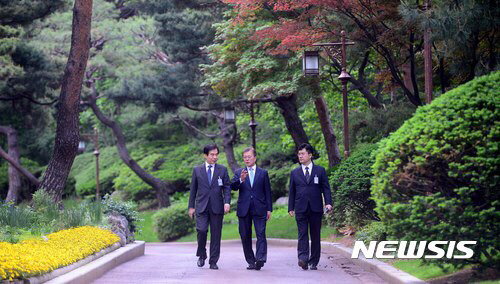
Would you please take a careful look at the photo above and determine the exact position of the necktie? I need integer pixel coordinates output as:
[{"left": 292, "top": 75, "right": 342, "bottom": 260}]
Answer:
[
  {"left": 207, "top": 165, "right": 212, "bottom": 185},
  {"left": 305, "top": 166, "right": 310, "bottom": 183},
  {"left": 249, "top": 167, "right": 254, "bottom": 187}
]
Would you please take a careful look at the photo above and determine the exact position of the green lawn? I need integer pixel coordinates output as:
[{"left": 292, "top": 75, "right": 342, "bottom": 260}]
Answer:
[
  {"left": 392, "top": 259, "right": 462, "bottom": 280},
  {"left": 135, "top": 211, "right": 160, "bottom": 242},
  {"left": 176, "top": 210, "right": 337, "bottom": 242}
]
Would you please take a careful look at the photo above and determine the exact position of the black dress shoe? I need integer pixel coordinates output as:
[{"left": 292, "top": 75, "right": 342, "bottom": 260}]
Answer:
[
  {"left": 298, "top": 260, "right": 308, "bottom": 270},
  {"left": 309, "top": 264, "right": 318, "bottom": 270},
  {"left": 197, "top": 257, "right": 205, "bottom": 267},
  {"left": 255, "top": 260, "right": 264, "bottom": 270},
  {"left": 209, "top": 263, "right": 219, "bottom": 270},
  {"left": 246, "top": 263, "right": 256, "bottom": 270}
]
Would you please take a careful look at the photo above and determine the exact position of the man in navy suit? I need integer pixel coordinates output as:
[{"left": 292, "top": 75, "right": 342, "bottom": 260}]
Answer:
[
  {"left": 188, "top": 144, "right": 231, "bottom": 270},
  {"left": 231, "top": 147, "right": 272, "bottom": 270},
  {"left": 288, "top": 143, "right": 332, "bottom": 270}
]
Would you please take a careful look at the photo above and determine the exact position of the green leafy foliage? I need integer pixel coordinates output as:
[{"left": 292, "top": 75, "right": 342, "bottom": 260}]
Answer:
[
  {"left": 372, "top": 72, "right": 500, "bottom": 269},
  {"left": 0, "top": 191, "right": 106, "bottom": 241},
  {"left": 349, "top": 103, "right": 417, "bottom": 145},
  {"left": 329, "top": 144, "right": 380, "bottom": 230},
  {"left": 102, "top": 194, "right": 140, "bottom": 233},
  {"left": 355, "top": 221, "right": 387, "bottom": 243},
  {"left": 153, "top": 202, "right": 195, "bottom": 241}
]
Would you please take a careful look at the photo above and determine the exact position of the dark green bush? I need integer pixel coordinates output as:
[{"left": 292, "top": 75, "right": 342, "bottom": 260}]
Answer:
[
  {"left": 350, "top": 102, "right": 416, "bottom": 145},
  {"left": 372, "top": 72, "right": 500, "bottom": 269},
  {"left": 355, "top": 221, "right": 387, "bottom": 243},
  {"left": 329, "top": 144, "right": 379, "bottom": 230},
  {"left": 153, "top": 202, "right": 195, "bottom": 241}
]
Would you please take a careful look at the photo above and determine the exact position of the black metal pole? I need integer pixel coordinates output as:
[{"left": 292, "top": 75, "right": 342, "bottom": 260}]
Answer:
[
  {"left": 249, "top": 101, "right": 257, "bottom": 151},
  {"left": 93, "top": 127, "right": 100, "bottom": 200},
  {"left": 340, "top": 31, "right": 350, "bottom": 159}
]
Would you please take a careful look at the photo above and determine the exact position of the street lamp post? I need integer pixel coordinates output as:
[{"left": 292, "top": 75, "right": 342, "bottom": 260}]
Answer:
[
  {"left": 79, "top": 127, "right": 100, "bottom": 200},
  {"left": 304, "top": 30, "right": 354, "bottom": 159},
  {"left": 248, "top": 101, "right": 258, "bottom": 150}
]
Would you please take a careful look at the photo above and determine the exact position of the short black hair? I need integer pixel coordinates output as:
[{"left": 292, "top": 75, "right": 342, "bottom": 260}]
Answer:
[
  {"left": 297, "top": 143, "right": 314, "bottom": 154},
  {"left": 242, "top": 147, "right": 257, "bottom": 157},
  {"left": 203, "top": 144, "right": 219, "bottom": 155}
]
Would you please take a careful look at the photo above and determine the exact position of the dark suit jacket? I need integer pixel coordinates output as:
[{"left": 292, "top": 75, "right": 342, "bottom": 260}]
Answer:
[
  {"left": 188, "top": 163, "right": 231, "bottom": 214},
  {"left": 230, "top": 167, "right": 272, "bottom": 217},
  {"left": 288, "top": 164, "right": 332, "bottom": 214}
]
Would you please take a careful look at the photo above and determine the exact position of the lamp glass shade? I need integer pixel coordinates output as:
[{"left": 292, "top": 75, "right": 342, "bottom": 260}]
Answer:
[
  {"left": 78, "top": 141, "right": 85, "bottom": 153},
  {"left": 302, "top": 51, "right": 319, "bottom": 76},
  {"left": 224, "top": 109, "right": 235, "bottom": 123}
]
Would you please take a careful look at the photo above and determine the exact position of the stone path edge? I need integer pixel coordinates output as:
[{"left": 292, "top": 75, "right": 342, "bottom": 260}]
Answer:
[
  {"left": 267, "top": 238, "right": 426, "bottom": 284},
  {"left": 26, "top": 241, "right": 145, "bottom": 284}
]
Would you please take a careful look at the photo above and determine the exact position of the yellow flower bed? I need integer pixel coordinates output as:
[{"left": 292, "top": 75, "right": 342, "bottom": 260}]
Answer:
[{"left": 0, "top": 226, "right": 120, "bottom": 281}]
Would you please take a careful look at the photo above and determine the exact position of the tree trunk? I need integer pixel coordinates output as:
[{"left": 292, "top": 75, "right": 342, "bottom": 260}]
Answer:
[
  {"left": 313, "top": 97, "right": 342, "bottom": 168},
  {"left": 408, "top": 32, "right": 420, "bottom": 100},
  {"left": 217, "top": 118, "right": 239, "bottom": 174},
  {"left": 0, "top": 126, "right": 21, "bottom": 203},
  {"left": 38, "top": 0, "right": 93, "bottom": 203},
  {"left": 274, "top": 94, "right": 309, "bottom": 147},
  {"left": 306, "top": 77, "right": 341, "bottom": 168},
  {"left": 438, "top": 57, "right": 449, "bottom": 94},
  {"left": 87, "top": 85, "right": 172, "bottom": 208},
  {"left": 349, "top": 77, "right": 385, "bottom": 109},
  {"left": 423, "top": 0, "right": 433, "bottom": 104}
]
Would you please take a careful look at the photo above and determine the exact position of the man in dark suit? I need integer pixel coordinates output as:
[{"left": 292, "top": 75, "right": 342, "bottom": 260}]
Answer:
[
  {"left": 231, "top": 147, "right": 272, "bottom": 270},
  {"left": 188, "top": 144, "right": 231, "bottom": 270},
  {"left": 288, "top": 143, "right": 332, "bottom": 270}
]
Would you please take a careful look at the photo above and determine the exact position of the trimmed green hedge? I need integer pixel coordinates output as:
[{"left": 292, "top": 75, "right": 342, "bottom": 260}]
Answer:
[
  {"left": 153, "top": 203, "right": 195, "bottom": 241},
  {"left": 372, "top": 72, "right": 500, "bottom": 269},
  {"left": 329, "top": 144, "right": 379, "bottom": 229}
]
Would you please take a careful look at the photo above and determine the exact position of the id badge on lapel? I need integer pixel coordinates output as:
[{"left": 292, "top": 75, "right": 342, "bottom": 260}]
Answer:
[
  {"left": 314, "top": 175, "right": 319, "bottom": 184},
  {"left": 218, "top": 176, "right": 223, "bottom": 186}
]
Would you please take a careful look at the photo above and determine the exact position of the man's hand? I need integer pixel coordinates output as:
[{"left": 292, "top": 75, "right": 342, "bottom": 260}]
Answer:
[
  {"left": 189, "top": 208, "right": 196, "bottom": 219},
  {"left": 267, "top": 211, "right": 272, "bottom": 221},
  {"left": 289, "top": 210, "right": 295, "bottom": 217},
  {"left": 325, "top": 204, "right": 333, "bottom": 212},
  {"left": 224, "top": 203, "right": 230, "bottom": 214},
  {"left": 240, "top": 169, "right": 248, "bottom": 182}
]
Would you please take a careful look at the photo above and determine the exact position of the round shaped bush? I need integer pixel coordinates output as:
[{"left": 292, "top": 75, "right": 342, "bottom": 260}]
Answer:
[
  {"left": 329, "top": 144, "right": 379, "bottom": 229},
  {"left": 372, "top": 72, "right": 499, "bottom": 269},
  {"left": 153, "top": 203, "right": 195, "bottom": 241}
]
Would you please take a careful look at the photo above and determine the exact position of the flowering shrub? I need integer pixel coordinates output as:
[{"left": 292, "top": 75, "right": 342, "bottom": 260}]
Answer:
[{"left": 0, "top": 226, "right": 120, "bottom": 281}]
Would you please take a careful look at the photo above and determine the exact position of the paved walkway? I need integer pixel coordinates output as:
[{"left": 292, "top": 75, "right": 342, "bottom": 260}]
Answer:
[{"left": 92, "top": 241, "right": 386, "bottom": 284}]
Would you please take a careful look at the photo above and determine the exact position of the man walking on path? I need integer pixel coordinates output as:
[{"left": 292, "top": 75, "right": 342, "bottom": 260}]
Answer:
[
  {"left": 188, "top": 144, "right": 231, "bottom": 270},
  {"left": 288, "top": 143, "right": 332, "bottom": 270},
  {"left": 231, "top": 147, "right": 273, "bottom": 270}
]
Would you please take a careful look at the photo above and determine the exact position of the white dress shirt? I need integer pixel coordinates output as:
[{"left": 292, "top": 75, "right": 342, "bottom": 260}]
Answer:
[
  {"left": 301, "top": 162, "right": 313, "bottom": 176},
  {"left": 205, "top": 162, "right": 215, "bottom": 181}
]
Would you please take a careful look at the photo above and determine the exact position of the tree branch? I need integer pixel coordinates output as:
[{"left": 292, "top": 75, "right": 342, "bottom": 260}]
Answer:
[
  {"left": 0, "top": 94, "right": 58, "bottom": 105},
  {"left": 0, "top": 145, "right": 40, "bottom": 186}
]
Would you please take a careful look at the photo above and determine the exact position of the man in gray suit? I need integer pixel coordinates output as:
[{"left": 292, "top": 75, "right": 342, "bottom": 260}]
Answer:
[{"left": 188, "top": 144, "right": 231, "bottom": 270}]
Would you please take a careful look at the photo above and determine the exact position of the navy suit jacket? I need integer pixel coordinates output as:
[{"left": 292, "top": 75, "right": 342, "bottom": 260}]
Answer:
[
  {"left": 188, "top": 163, "right": 231, "bottom": 214},
  {"left": 230, "top": 167, "right": 272, "bottom": 217},
  {"left": 288, "top": 164, "right": 332, "bottom": 214}
]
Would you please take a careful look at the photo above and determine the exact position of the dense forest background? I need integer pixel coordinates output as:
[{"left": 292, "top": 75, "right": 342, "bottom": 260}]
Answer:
[{"left": 0, "top": 0, "right": 497, "bottom": 207}]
